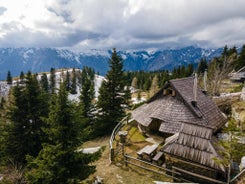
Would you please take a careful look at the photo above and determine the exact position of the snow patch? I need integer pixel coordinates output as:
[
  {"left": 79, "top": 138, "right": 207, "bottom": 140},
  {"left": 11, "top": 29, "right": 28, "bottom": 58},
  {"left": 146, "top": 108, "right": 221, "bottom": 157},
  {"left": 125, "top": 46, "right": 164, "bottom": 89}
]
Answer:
[
  {"left": 142, "top": 54, "right": 149, "bottom": 59},
  {"left": 77, "top": 146, "right": 101, "bottom": 154},
  {"left": 94, "top": 74, "right": 104, "bottom": 98},
  {"left": 23, "top": 49, "right": 34, "bottom": 60},
  {"left": 57, "top": 49, "right": 76, "bottom": 61},
  {"left": 79, "top": 49, "right": 110, "bottom": 57}
]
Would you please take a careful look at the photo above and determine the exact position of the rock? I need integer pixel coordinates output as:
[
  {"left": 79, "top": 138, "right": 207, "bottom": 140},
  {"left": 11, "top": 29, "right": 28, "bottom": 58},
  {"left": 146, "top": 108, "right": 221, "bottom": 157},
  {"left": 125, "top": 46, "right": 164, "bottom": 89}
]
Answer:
[{"left": 240, "top": 156, "right": 245, "bottom": 170}]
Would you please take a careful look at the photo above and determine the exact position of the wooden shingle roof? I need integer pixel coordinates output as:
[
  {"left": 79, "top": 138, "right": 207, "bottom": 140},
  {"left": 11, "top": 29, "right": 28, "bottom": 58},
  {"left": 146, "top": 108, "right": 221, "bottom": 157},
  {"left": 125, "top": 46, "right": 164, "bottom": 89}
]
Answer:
[
  {"left": 170, "top": 77, "right": 227, "bottom": 131},
  {"left": 162, "top": 123, "right": 226, "bottom": 172},
  {"left": 132, "top": 76, "right": 227, "bottom": 134}
]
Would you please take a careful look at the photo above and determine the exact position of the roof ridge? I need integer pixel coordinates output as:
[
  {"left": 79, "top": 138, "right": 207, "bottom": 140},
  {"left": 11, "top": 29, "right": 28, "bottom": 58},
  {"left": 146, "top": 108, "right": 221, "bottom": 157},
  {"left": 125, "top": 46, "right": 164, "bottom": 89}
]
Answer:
[
  {"left": 170, "top": 77, "right": 203, "bottom": 118},
  {"left": 169, "top": 76, "right": 193, "bottom": 82}
]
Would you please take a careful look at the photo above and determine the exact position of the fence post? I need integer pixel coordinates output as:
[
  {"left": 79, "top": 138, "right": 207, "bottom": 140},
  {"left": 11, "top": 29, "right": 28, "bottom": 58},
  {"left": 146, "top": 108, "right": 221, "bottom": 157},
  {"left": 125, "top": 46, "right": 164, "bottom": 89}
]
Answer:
[
  {"left": 125, "top": 154, "right": 128, "bottom": 167},
  {"left": 110, "top": 148, "right": 114, "bottom": 162}
]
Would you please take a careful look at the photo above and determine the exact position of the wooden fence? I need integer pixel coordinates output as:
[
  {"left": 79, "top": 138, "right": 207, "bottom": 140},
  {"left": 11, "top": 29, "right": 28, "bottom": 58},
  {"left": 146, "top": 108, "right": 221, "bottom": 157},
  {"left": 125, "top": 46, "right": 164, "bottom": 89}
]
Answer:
[
  {"left": 230, "top": 169, "right": 245, "bottom": 184},
  {"left": 109, "top": 116, "right": 129, "bottom": 163},
  {"left": 123, "top": 154, "right": 237, "bottom": 184},
  {"left": 124, "top": 154, "right": 193, "bottom": 183}
]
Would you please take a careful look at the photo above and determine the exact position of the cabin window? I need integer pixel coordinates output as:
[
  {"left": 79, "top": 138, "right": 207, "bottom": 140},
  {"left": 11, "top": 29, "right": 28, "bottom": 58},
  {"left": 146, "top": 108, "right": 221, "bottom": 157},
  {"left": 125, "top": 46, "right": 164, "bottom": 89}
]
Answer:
[{"left": 163, "top": 88, "right": 176, "bottom": 96}]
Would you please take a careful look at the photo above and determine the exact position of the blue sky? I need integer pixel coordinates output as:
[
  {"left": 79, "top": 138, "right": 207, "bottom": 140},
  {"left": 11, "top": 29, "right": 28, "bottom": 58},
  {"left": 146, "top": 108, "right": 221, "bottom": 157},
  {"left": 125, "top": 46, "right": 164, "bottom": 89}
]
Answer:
[{"left": 0, "top": 0, "right": 245, "bottom": 51}]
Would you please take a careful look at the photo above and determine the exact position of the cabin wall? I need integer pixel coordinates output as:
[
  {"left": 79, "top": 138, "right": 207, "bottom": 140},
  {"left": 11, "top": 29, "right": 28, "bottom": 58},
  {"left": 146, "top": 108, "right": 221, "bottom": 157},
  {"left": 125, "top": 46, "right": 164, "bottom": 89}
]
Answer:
[{"left": 165, "top": 155, "right": 226, "bottom": 184}]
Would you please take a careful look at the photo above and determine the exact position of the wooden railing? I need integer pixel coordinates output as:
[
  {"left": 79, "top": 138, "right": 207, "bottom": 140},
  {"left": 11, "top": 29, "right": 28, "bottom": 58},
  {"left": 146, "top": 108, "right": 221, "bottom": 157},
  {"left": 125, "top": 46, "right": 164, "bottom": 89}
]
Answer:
[
  {"left": 230, "top": 169, "right": 245, "bottom": 183},
  {"left": 109, "top": 116, "right": 129, "bottom": 163},
  {"left": 124, "top": 154, "right": 191, "bottom": 183}
]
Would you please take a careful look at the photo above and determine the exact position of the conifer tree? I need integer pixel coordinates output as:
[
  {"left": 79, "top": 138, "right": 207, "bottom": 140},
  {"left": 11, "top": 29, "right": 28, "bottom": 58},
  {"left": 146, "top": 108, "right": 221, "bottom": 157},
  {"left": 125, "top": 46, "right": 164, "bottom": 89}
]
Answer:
[
  {"left": 40, "top": 73, "right": 49, "bottom": 92},
  {"left": 96, "top": 48, "right": 128, "bottom": 135},
  {"left": 49, "top": 68, "right": 56, "bottom": 93},
  {"left": 20, "top": 71, "right": 25, "bottom": 84},
  {"left": 79, "top": 67, "right": 95, "bottom": 120},
  {"left": 6, "top": 70, "right": 12, "bottom": 85},
  {"left": 26, "top": 82, "right": 98, "bottom": 183},
  {"left": 4, "top": 84, "right": 27, "bottom": 164},
  {"left": 78, "top": 67, "right": 95, "bottom": 139},
  {"left": 4, "top": 72, "right": 48, "bottom": 164},
  {"left": 185, "top": 64, "right": 194, "bottom": 76},
  {"left": 65, "top": 70, "right": 71, "bottom": 91},
  {"left": 0, "top": 97, "right": 5, "bottom": 109},
  {"left": 70, "top": 68, "right": 77, "bottom": 94},
  {"left": 197, "top": 58, "right": 208, "bottom": 74}
]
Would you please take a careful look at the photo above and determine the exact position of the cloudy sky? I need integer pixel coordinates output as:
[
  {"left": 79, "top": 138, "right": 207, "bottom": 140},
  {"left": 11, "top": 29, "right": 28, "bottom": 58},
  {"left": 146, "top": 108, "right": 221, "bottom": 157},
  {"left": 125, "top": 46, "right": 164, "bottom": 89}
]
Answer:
[{"left": 0, "top": 0, "right": 245, "bottom": 51}]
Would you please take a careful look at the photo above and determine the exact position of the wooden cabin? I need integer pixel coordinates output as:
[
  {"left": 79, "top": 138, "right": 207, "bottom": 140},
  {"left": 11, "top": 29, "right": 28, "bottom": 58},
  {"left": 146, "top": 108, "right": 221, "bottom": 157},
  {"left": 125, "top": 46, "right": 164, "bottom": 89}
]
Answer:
[
  {"left": 132, "top": 76, "right": 228, "bottom": 183},
  {"left": 230, "top": 66, "right": 245, "bottom": 82}
]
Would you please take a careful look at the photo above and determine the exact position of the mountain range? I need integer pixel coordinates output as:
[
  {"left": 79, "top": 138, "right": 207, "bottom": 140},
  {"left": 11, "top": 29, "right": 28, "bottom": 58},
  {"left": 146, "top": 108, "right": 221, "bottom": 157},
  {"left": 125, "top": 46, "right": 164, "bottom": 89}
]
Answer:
[{"left": 0, "top": 46, "right": 223, "bottom": 80}]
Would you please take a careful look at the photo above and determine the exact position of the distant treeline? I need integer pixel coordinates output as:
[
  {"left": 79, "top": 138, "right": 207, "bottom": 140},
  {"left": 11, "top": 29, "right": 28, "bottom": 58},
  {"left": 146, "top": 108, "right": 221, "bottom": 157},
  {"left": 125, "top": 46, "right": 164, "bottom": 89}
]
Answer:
[{"left": 125, "top": 44, "right": 245, "bottom": 94}]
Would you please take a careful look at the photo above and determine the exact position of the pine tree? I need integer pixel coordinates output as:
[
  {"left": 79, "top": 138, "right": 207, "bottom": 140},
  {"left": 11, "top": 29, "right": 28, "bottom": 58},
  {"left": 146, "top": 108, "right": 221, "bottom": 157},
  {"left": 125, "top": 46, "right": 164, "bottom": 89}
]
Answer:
[
  {"left": 40, "top": 73, "right": 49, "bottom": 92},
  {"left": 4, "top": 72, "right": 48, "bottom": 164},
  {"left": 96, "top": 48, "right": 128, "bottom": 135},
  {"left": 79, "top": 67, "right": 95, "bottom": 120},
  {"left": 185, "top": 64, "right": 194, "bottom": 76},
  {"left": 78, "top": 67, "right": 96, "bottom": 139},
  {"left": 20, "top": 71, "right": 25, "bottom": 84},
  {"left": 65, "top": 70, "right": 71, "bottom": 91},
  {"left": 0, "top": 97, "right": 5, "bottom": 109},
  {"left": 49, "top": 68, "right": 56, "bottom": 93},
  {"left": 4, "top": 84, "right": 28, "bottom": 164},
  {"left": 197, "top": 58, "right": 208, "bottom": 74},
  {"left": 70, "top": 68, "right": 77, "bottom": 94},
  {"left": 26, "top": 82, "right": 99, "bottom": 184},
  {"left": 6, "top": 70, "right": 12, "bottom": 85}
]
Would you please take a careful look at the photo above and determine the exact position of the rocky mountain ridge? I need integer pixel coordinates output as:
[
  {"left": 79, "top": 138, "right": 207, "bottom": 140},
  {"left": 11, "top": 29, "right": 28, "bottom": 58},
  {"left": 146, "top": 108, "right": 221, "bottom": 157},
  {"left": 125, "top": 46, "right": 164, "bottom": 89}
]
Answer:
[{"left": 0, "top": 46, "right": 222, "bottom": 80}]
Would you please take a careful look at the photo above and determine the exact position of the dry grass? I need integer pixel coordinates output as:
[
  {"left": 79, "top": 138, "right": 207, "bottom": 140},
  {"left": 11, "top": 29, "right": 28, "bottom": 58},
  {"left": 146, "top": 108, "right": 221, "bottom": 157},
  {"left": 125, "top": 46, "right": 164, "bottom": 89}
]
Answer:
[
  {"left": 232, "top": 101, "right": 245, "bottom": 130},
  {"left": 220, "top": 79, "right": 242, "bottom": 93},
  {"left": 81, "top": 125, "right": 172, "bottom": 184}
]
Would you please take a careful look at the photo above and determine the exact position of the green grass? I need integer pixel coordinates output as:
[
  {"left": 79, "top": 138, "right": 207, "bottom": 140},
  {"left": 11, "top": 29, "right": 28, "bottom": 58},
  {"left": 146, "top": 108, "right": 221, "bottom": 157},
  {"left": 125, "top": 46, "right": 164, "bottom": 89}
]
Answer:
[{"left": 128, "top": 126, "right": 146, "bottom": 143}]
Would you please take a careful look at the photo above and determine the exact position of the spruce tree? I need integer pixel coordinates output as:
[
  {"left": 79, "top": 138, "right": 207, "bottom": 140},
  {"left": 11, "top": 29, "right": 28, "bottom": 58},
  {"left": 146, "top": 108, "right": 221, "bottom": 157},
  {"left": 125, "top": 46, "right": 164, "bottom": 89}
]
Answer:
[
  {"left": 49, "top": 68, "right": 56, "bottom": 93},
  {"left": 96, "top": 48, "right": 128, "bottom": 135},
  {"left": 6, "top": 70, "right": 12, "bottom": 85},
  {"left": 70, "top": 68, "right": 77, "bottom": 94},
  {"left": 185, "top": 64, "right": 194, "bottom": 76},
  {"left": 26, "top": 82, "right": 98, "bottom": 184},
  {"left": 80, "top": 66, "right": 95, "bottom": 119},
  {"left": 0, "top": 97, "right": 5, "bottom": 109},
  {"left": 20, "top": 71, "right": 25, "bottom": 84},
  {"left": 40, "top": 73, "right": 49, "bottom": 92},
  {"left": 65, "top": 70, "right": 71, "bottom": 91},
  {"left": 4, "top": 72, "right": 48, "bottom": 164},
  {"left": 4, "top": 84, "right": 28, "bottom": 164}
]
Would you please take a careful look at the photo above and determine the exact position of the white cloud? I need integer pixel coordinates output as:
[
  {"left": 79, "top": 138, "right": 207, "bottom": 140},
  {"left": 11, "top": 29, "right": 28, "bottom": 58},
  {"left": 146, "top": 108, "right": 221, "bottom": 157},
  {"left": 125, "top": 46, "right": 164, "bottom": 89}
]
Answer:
[{"left": 0, "top": 0, "right": 245, "bottom": 50}]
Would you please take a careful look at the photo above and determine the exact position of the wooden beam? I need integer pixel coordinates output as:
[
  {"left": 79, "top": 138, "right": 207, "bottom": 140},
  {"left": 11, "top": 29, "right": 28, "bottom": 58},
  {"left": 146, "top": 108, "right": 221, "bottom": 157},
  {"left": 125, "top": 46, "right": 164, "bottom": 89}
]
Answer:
[
  {"left": 172, "top": 166, "right": 226, "bottom": 184},
  {"left": 125, "top": 154, "right": 177, "bottom": 174},
  {"left": 167, "top": 155, "right": 219, "bottom": 172},
  {"left": 230, "top": 169, "right": 245, "bottom": 183},
  {"left": 125, "top": 160, "right": 191, "bottom": 183}
]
